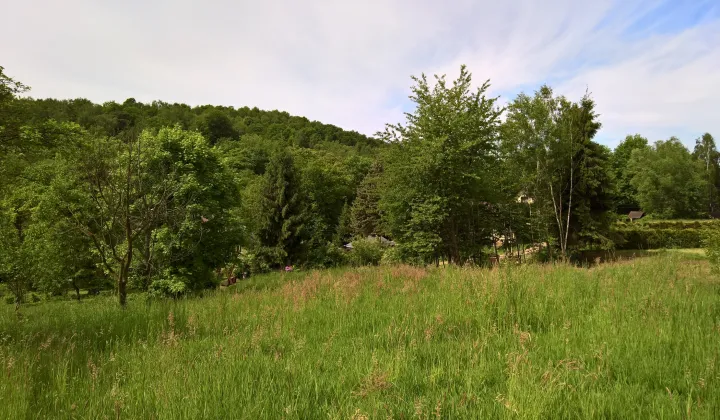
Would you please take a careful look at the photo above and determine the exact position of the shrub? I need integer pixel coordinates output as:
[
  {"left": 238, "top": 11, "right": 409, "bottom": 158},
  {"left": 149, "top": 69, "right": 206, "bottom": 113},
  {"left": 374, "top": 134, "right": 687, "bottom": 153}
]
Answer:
[
  {"left": 303, "top": 242, "right": 347, "bottom": 269},
  {"left": 148, "top": 276, "right": 188, "bottom": 299},
  {"left": 380, "top": 246, "right": 403, "bottom": 265},
  {"left": 29, "top": 292, "right": 42, "bottom": 303},
  {"left": 612, "top": 221, "right": 715, "bottom": 250},
  {"left": 347, "top": 238, "right": 385, "bottom": 266},
  {"left": 246, "top": 247, "right": 284, "bottom": 274},
  {"left": 704, "top": 224, "right": 720, "bottom": 273},
  {"left": 4, "top": 295, "right": 15, "bottom": 305}
]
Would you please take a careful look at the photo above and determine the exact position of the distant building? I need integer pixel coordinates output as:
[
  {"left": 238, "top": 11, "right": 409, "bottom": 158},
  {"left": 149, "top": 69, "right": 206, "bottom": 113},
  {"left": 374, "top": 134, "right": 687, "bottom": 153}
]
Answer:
[
  {"left": 370, "top": 235, "right": 396, "bottom": 247},
  {"left": 628, "top": 211, "right": 645, "bottom": 222},
  {"left": 516, "top": 193, "right": 534, "bottom": 205},
  {"left": 343, "top": 235, "right": 396, "bottom": 250}
]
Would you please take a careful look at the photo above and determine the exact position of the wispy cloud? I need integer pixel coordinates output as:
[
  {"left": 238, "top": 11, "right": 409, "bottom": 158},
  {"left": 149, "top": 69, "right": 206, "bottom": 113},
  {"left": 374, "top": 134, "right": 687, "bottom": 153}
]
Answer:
[{"left": 1, "top": 0, "right": 718, "bottom": 148}]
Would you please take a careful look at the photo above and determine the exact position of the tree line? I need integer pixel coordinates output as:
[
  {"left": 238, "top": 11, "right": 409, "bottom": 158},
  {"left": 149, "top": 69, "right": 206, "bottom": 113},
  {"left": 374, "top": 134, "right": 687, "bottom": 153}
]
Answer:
[{"left": 1, "top": 65, "right": 717, "bottom": 306}]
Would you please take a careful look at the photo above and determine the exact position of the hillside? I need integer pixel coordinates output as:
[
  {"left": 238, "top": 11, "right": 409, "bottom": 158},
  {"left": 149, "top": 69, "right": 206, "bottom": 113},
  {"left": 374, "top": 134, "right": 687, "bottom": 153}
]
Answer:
[{"left": 14, "top": 97, "right": 382, "bottom": 153}]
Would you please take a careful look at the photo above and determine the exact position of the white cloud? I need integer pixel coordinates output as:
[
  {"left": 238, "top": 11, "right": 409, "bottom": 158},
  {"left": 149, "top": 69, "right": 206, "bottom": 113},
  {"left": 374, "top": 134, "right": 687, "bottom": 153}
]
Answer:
[
  {"left": 1, "top": 0, "right": 718, "bottom": 147},
  {"left": 557, "top": 21, "right": 720, "bottom": 147}
]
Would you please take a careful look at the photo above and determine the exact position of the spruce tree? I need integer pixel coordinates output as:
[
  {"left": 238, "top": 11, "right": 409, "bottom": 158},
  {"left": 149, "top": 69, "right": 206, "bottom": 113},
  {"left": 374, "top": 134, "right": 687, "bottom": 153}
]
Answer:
[
  {"left": 350, "top": 162, "right": 382, "bottom": 237},
  {"left": 257, "top": 151, "right": 307, "bottom": 266}
]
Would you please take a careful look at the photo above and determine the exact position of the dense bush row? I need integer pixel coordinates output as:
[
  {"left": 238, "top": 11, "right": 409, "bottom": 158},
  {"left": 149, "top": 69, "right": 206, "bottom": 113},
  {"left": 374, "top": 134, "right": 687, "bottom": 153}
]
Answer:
[
  {"left": 612, "top": 221, "right": 719, "bottom": 249},
  {"left": 615, "top": 219, "right": 718, "bottom": 229}
]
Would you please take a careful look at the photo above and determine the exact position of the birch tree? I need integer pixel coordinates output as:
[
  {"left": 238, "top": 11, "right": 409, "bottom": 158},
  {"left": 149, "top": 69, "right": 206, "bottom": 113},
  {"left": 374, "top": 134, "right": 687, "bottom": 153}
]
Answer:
[{"left": 501, "top": 86, "right": 610, "bottom": 257}]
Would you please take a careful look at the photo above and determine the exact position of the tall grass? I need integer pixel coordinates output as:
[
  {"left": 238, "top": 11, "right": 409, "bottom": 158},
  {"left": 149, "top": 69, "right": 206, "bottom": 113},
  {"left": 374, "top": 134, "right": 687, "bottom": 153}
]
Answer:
[{"left": 1, "top": 254, "right": 719, "bottom": 418}]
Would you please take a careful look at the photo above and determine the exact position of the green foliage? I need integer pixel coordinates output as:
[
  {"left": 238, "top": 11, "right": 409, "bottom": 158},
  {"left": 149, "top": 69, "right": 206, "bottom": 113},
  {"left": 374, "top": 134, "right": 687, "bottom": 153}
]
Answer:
[
  {"left": 17, "top": 97, "right": 380, "bottom": 150},
  {"left": 611, "top": 134, "right": 649, "bottom": 211},
  {"left": 334, "top": 201, "right": 352, "bottom": 245},
  {"left": 703, "top": 223, "right": 720, "bottom": 272},
  {"left": 4, "top": 63, "right": 720, "bottom": 310},
  {"left": 350, "top": 161, "right": 383, "bottom": 237},
  {"left": 379, "top": 66, "right": 501, "bottom": 264},
  {"left": 137, "top": 126, "right": 243, "bottom": 292},
  {"left": 612, "top": 220, "right": 715, "bottom": 249},
  {"left": 0, "top": 66, "right": 30, "bottom": 152},
  {"left": 693, "top": 133, "right": 719, "bottom": 214},
  {"left": 628, "top": 137, "right": 709, "bottom": 218},
  {"left": 147, "top": 275, "right": 189, "bottom": 299},
  {"left": 197, "top": 109, "right": 237, "bottom": 144},
  {"left": 0, "top": 66, "right": 29, "bottom": 102},
  {"left": 501, "top": 86, "right": 614, "bottom": 255},
  {"left": 380, "top": 245, "right": 403, "bottom": 265},
  {"left": 347, "top": 237, "right": 386, "bottom": 266},
  {"left": 27, "top": 125, "right": 243, "bottom": 303},
  {"left": 296, "top": 149, "right": 362, "bottom": 262},
  {"left": 304, "top": 242, "right": 348, "bottom": 269},
  {"left": 255, "top": 151, "right": 308, "bottom": 267}
]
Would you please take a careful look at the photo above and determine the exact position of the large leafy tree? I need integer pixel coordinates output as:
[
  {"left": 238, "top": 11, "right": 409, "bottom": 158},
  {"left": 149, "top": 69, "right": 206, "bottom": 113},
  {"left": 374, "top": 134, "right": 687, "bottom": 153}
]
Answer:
[
  {"left": 0, "top": 120, "right": 101, "bottom": 304},
  {"left": 0, "top": 65, "right": 29, "bottom": 152},
  {"left": 379, "top": 65, "right": 502, "bottom": 264},
  {"left": 612, "top": 134, "right": 649, "bottom": 212},
  {"left": 0, "top": 206, "right": 26, "bottom": 307},
  {"left": 51, "top": 126, "right": 241, "bottom": 305},
  {"left": 500, "top": 86, "right": 613, "bottom": 256},
  {"left": 692, "top": 133, "right": 719, "bottom": 214},
  {"left": 296, "top": 149, "right": 356, "bottom": 250},
  {"left": 198, "top": 109, "right": 238, "bottom": 144},
  {"left": 628, "top": 138, "right": 709, "bottom": 219}
]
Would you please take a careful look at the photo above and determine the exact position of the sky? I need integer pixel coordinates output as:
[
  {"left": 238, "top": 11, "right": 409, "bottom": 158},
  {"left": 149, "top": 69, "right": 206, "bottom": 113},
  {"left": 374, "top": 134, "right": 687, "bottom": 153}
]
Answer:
[{"left": 2, "top": 0, "right": 719, "bottom": 149}]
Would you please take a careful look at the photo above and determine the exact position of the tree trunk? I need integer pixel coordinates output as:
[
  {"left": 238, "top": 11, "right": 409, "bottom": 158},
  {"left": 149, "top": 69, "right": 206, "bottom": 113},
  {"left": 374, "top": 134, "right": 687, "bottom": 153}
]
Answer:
[
  {"left": 141, "top": 228, "right": 153, "bottom": 290},
  {"left": 447, "top": 221, "right": 461, "bottom": 265},
  {"left": 118, "top": 253, "right": 131, "bottom": 308},
  {"left": 546, "top": 235, "right": 553, "bottom": 261},
  {"left": 492, "top": 235, "right": 499, "bottom": 262},
  {"left": 118, "top": 270, "right": 128, "bottom": 307},
  {"left": 73, "top": 280, "right": 81, "bottom": 301}
]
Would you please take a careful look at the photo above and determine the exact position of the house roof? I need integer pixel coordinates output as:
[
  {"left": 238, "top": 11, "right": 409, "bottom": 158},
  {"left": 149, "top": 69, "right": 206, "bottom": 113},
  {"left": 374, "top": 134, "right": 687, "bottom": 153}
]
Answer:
[
  {"left": 628, "top": 211, "right": 645, "bottom": 219},
  {"left": 370, "top": 235, "right": 396, "bottom": 246},
  {"left": 343, "top": 236, "right": 397, "bottom": 249}
]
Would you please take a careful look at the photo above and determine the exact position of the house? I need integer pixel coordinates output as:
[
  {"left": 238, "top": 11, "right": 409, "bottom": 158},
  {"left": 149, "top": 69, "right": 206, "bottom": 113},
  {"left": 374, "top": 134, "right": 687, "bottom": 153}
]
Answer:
[
  {"left": 516, "top": 193, "right": 534, "bottom": 205},
  {"left": 343, "top": 235, "right": 396, "bottom": 250},
  {"left": 371, "top": 235, "right": 396, "bottom": 247},
  {"left": 628, "top": 211, "right": 645, "bottom": 222}
]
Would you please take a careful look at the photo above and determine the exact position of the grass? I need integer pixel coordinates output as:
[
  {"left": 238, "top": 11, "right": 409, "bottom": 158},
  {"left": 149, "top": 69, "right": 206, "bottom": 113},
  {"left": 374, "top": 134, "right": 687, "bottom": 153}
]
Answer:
[{"left": 1, "top": 253, "right": 719, "bottom": 418}]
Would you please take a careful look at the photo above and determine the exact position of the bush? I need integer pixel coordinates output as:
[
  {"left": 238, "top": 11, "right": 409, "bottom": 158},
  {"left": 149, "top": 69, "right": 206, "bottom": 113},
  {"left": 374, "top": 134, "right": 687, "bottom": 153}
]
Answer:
[
  {"left": 380, "top": 246, "right": 404, "bottom": 265},
  {"left": 29, "top": 292, "right": 42, "bottom": 303},
  {"left": 303, "top": 242, "right": 347, "bottom": 269},
  {"left": 704, "top": 224, "right": 720, "bottom": 273},
  {"left": 347, "top": 238, "right": 385, "bottom": 267},
  {"left": 246, "top": 247, "right": 285, "bottom": 274},
  {"left": 4, "top": 295, "right": 15, "bottom": 305},
  {"left": 148, "top": 276, "right": 188, "bottom": 299},
  {"left": 612, "top": 222, "right": 715, "bottom": 250}
]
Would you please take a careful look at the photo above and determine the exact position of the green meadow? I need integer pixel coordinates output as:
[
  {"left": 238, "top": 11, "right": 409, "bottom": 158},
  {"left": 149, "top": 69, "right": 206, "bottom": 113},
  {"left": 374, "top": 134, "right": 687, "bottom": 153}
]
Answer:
[{"left": 1, "top": 252, "right": 719, "bottom": 419}]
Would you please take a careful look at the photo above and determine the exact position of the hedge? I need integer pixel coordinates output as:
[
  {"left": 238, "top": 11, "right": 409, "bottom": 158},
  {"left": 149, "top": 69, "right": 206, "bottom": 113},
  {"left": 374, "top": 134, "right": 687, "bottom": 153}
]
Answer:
[{"left": 612, "top": 220, "right": 719, "bottom": 249}]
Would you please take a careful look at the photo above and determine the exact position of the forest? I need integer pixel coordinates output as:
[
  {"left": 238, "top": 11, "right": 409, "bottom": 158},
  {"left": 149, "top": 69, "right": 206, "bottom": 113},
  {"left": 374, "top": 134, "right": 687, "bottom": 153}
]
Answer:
[{"left": 1, "top": 64, "right": 719, "bottom": 306}]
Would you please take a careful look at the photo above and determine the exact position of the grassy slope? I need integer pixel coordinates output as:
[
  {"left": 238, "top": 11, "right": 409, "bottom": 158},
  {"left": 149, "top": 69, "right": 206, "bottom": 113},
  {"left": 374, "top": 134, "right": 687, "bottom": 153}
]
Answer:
[{"left": 1, "top": 254, "right": 719, "bottom": 419}]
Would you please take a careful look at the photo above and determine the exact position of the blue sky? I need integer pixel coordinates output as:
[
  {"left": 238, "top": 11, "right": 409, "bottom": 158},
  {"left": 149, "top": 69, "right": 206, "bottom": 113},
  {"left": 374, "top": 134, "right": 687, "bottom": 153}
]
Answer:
[{"left": 2, "top": 0, "right": 719, "bottom": 150}]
